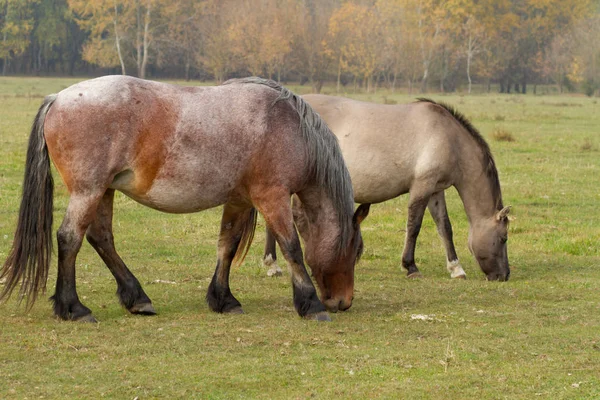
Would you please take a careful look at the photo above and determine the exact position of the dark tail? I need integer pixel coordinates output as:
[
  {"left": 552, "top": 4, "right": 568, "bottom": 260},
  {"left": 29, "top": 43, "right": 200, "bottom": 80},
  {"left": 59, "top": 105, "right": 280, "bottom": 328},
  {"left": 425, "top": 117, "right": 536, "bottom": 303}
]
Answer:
[
  {"left": 0, "top": 94, "right": 57, "bottom": 309},
  {"left": 232, "top": 208, "right": 258, "bottom": 266}
]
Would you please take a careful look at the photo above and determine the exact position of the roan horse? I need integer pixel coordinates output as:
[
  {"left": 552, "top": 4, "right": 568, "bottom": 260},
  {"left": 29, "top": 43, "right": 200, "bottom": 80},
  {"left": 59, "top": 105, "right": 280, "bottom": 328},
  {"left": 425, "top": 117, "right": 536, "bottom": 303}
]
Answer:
[
  {"left": 264, "top": 95, "right": 510, "bottom": 281},
  {"left": 0, "top": 76, "right": 367, "bottom": 322}
]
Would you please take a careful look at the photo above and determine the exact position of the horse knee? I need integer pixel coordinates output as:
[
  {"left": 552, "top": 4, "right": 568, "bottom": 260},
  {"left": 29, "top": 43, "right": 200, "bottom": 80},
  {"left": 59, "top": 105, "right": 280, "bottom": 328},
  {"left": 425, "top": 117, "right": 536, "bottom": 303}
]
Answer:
[
  {"left": 57, "top": 226, "right": 82, "bottom": 253},
  {"left": 85, "top": 226, "right": 113, "bottom": 249}
]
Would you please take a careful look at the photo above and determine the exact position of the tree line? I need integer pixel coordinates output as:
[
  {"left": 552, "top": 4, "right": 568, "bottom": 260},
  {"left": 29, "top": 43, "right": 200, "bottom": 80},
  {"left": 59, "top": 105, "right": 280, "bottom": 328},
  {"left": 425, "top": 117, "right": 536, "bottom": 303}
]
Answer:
[{"left": 1, "top": 0, "right": 599, "bottom": 95}]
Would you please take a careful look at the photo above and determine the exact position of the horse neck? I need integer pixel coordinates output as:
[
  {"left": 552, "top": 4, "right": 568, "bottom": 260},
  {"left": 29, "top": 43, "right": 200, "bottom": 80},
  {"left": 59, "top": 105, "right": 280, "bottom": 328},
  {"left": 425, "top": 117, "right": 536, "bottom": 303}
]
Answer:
[
  {"left": 296, "top": 188, "right": 346, "bottom": 266},
  {"left": 455, "top": 155, "right": 501, "bottom": 225}
]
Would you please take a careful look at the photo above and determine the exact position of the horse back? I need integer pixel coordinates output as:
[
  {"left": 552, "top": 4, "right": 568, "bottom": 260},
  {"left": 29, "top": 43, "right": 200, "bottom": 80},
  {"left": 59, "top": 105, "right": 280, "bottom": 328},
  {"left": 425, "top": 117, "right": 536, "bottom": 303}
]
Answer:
[
  {"left": 44, "top": 76, "right": 307, "bottom": 213},
  {"left": 304, "top": 94, "right": 464, "bottom": 203}
]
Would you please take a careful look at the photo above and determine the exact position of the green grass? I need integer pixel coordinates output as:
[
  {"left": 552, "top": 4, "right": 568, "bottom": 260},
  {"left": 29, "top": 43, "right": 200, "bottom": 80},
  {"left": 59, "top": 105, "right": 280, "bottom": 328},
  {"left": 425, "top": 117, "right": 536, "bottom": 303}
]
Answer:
[{"left": 1, "top": 77, "right": 599, "bottom": 399}]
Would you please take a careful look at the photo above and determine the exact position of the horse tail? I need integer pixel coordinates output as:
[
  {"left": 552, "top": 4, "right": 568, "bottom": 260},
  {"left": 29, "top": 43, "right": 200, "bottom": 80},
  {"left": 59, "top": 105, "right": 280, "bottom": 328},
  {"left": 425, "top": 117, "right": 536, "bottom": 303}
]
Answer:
[
  {"left": 222, "top": 77, "right": 355, "bottom": 254},
  {"left": 0, "top": 94, "right": 57, "bottom": 309},
  {"left": 232, "top": 208, "right": 258, "bottom": 266}
]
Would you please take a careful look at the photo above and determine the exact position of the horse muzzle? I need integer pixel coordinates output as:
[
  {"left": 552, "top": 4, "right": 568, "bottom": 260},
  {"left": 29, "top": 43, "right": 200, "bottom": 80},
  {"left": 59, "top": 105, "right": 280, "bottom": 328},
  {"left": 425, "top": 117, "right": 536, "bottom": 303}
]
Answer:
[
  {"left": 323, "top": 297, "right": 353, "bottom": 313},
  {"left": 486, "top": 269, "right": 510, "bottom": 282}
]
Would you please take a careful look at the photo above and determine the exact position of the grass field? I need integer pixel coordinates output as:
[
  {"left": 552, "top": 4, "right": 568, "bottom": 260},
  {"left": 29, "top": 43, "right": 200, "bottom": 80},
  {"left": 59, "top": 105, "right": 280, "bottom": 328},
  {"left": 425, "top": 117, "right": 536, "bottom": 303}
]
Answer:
[{"left": 0, "top": 77, "right": 599, "bottom": 399}]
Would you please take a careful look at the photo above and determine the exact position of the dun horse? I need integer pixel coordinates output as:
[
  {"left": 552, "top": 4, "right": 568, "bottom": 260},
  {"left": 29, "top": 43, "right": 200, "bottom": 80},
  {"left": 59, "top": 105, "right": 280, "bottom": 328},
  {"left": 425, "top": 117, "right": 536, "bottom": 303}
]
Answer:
[
  {"left": 264, "top": 95, "right": 510, "bottom": 281},
  {"left": 0, "top": 76, "right": 367, "bottom": 322}
]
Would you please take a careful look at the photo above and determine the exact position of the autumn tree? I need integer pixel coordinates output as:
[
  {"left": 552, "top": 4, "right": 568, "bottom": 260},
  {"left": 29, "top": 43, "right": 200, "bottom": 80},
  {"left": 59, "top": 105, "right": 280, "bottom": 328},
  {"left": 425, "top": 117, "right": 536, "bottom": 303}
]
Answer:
[
  {"left": 158, "top": 0, "right": 202, "bottom": 80},
  {"left": 0, "top": 0, "right": 38, "bottom": 75},
  {"left": 68, "top": 0, "right": 129, "bottom": 74},
  {"left": 227, "top": 0, "right": 295, "bottom": 80},
  {"left": 69, "top": 0, "right": 163, "bottom": 78},
  {"left": 396, "top": 0, "right": 446, "bottom": 93},
  {"left": 325, "top": 2, "right": 383, "bottom": 92},
  {"left": 444, "top": 0, "right": 488, "bottom": 93},
  {"left": 197, "top": 0, "right": 237, "bottom": 83},
  {"left": 291, "top": 0, "right": 340, "bottom": 93},
  {"left": 573, "top": 13, "right": 600, "bottom": 96}
]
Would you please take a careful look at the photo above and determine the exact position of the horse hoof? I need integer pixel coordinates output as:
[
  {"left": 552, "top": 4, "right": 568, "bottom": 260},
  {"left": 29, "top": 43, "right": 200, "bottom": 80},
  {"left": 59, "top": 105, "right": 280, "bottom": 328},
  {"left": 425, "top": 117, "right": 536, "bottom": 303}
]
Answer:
[
  {"left": 452, "top": 274, "right": 466, "bottom": 280},
  {"left": 407, "top": 272, "right": 423, "bottom": 279},
  {"left": 267, "top": 267, "right": 282, "bottom": 277},
  {"left": 225, "top": 306, "right": 244, "bottom": 314},
  {"left": 304, "top": 311, "right": 331, "bottom": 322},
  {"left": 130, "top": 302, "right": 157, "bottom": 315},
  {"left": 75, "top": 314, "right": 98, "bottom": 323}
]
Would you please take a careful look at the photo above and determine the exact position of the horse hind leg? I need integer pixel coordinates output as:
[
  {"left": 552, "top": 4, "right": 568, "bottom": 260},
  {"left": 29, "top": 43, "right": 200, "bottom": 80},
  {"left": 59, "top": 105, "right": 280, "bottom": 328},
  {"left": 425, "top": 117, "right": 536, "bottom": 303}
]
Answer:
[
  {"left": 427, "top": 191, "right": 466, "bottom": 279},
  {"left": 206, "top": 203, "right": 255, "bottom": 314},
  {"left": 263, "top": 228, "right": 283, "bottom": 277},
  {"left": 51, "top": 193, "right": 105, "bottom": 322},
  {"left": 85, "top": 189, "right": 155, "bottom": 315}
]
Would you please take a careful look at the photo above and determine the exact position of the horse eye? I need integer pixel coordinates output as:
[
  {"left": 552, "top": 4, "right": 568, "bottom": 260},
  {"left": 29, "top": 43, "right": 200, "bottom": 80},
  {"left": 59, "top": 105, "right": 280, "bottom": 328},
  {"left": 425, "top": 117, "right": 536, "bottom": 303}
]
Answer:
[{"left": 500, "top": 236, "right": 508, "bottom": 244}]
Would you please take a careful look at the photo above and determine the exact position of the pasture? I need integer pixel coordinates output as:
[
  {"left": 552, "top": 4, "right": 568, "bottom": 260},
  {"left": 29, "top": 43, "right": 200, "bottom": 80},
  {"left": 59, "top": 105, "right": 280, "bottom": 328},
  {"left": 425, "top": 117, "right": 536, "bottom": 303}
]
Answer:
[{"left": 1, "top": 77, "right": 599, "bottom": 399}]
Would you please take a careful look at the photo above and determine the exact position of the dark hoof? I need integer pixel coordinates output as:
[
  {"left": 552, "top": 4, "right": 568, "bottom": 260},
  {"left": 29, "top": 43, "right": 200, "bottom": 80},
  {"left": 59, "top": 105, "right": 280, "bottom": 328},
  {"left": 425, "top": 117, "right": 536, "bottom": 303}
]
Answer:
[
  {"left": 74, "top": 314, "right": 98, "bottom": 323},
  {"left": 225, "top": 306, "right": 244, "bottom": 314},
  {"left": 304, "top": 311, "right": 331, "bottom": 322},
  {"left": 407, "top": 271, "right": 423, "bottom": 279},
  {"left": 129, "top": 302, "right": 157, "bottom": 315}
]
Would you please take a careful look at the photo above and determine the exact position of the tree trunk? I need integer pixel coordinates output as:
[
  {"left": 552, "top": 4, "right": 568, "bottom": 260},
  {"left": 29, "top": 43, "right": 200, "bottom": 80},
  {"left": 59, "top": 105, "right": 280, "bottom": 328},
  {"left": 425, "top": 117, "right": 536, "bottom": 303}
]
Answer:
[
  {"left": 467, "top": 51, "right": 472, "bottom": 94},
  {"left": 420, "top": 66, "right": 429, "bottom": 93},
  {"left": 313, "top": 80, "right": 323, "bottom": 94},
  {"left": 336, "top": 56, "right": 341, "bottom": 94},
  {"left": 136, "top": 0, "right": 142, "bottom": 77},
  {"left": 140, "top": 4, "right": 151, "bottom": 79},
  {"left": 113, "top": 0, "right": 126, "bottom": 75},
  {"left": 1, "top": 31, "right": 7, "bottom": 76},
  {"left": 185, "top": 57, "right": 190, "bottom": 81}
]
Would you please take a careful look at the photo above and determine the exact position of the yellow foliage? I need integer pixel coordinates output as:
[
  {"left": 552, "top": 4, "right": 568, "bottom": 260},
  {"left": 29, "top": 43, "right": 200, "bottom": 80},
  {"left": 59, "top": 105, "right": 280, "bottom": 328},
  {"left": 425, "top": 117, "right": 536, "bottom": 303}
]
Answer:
[{"left": 567, "top": 57, "right": 585, "bottom": 83}]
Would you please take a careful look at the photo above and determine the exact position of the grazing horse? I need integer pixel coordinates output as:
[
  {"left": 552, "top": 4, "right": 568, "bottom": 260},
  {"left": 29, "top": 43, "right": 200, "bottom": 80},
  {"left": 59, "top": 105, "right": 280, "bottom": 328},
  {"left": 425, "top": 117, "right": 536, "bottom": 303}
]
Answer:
[
  {"left": 264, "top": 95, "right": 510, "bottom": 281},
  {"left": 0, "top": 76, "right": 367, "bottom": 322}
]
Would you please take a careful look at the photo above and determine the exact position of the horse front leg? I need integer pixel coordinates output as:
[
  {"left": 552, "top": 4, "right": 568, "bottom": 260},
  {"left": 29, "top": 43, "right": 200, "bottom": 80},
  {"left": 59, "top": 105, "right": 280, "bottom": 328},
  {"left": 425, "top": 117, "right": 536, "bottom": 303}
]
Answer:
[
  {"left": 263, "top": 227, "right": 283, "bottom": 277},
  {"left": 255, "top": 190, "right": 329, "bottom": 321},
  {"left": 51, "top": 194, "right": 104, "bottom": 322},
  {"left": 427, "top": 191, "right": 466, "bottom": 279},
  {"left": 401, "top": 190, "right": 430, "bottom": 278},
  {"left": 206, "top": 203, "right": 254, "bottom": 314},
  {"left": 85, "top": 189, "right": 156, "bottom": 315}
]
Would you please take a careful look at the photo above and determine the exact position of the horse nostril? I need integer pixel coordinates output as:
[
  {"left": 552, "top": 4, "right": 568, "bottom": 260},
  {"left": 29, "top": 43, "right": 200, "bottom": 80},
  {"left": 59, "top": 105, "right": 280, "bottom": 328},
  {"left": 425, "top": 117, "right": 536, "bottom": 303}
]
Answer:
[
  {"left": 324, "top": 298, "right": 339, "bottom": 313},
  {"left": 339, "top": 299, "right": 352, "bottom": 312}
]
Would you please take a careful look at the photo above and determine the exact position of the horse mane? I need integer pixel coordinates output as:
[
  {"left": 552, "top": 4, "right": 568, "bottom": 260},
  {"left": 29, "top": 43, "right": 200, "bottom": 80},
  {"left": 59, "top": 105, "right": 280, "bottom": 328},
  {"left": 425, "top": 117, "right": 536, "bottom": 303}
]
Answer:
[
  {"left": 223, "top": 77, "right": 355, "bottom": 254},
  {"left": 416, "top": 98, "right": 504, "bottom": 210}
]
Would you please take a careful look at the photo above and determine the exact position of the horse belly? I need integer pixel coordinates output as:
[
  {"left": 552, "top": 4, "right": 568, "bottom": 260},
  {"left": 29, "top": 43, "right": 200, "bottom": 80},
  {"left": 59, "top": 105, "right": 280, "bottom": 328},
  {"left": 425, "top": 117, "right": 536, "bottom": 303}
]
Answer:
[
  {"left": 341, "top": 140, "right": 413, "bottom": 204},
  {"left": 146, "top": 179, "right": 228, "bottom": 213},
  {"left": 350, "top": 165, "right": 411, "bottom": 204},
  {"left": 110, "top": 166, "right": 233, "bottom": 214},
  {"left": 114, "top": 178, "right": 229, "bottom": 213}
]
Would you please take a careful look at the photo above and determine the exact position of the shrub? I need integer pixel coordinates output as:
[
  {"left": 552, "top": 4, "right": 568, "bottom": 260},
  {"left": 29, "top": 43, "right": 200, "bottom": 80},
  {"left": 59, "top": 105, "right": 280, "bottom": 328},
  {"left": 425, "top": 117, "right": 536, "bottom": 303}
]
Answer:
[{"left": 491, "top": 127, "right": 515, "bottom": 142}]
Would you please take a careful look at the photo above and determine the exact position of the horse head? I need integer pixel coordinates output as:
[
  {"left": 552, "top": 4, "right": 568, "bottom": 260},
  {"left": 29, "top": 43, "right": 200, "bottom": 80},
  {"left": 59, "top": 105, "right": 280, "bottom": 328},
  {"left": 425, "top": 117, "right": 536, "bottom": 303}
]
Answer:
[
  {"left": 293, "top": 198, "right": 370, "bottom": 312},
  {"left": 468, "top": 206, "right": 511, "bottom": 281}
]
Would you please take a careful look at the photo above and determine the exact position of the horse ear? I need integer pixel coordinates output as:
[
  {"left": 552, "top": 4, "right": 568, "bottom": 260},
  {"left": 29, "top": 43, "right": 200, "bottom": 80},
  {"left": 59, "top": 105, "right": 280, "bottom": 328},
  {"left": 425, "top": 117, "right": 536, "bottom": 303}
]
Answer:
[
  {"left": 496, "top": 206, "right": 511, "bottom": 222},
  {"left": 353, "top": 203, "right": 371, "bottom": 226}
]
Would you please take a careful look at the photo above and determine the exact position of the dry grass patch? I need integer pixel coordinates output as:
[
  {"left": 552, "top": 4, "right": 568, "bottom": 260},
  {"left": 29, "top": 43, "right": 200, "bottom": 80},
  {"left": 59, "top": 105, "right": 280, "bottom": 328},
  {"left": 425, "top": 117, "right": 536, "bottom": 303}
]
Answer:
[
  {"left": 580, "top": 138, "right": 596, "bottom": 152},
  {"left": 491, "top": 127, "right": 515, "bottom": 142}
]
